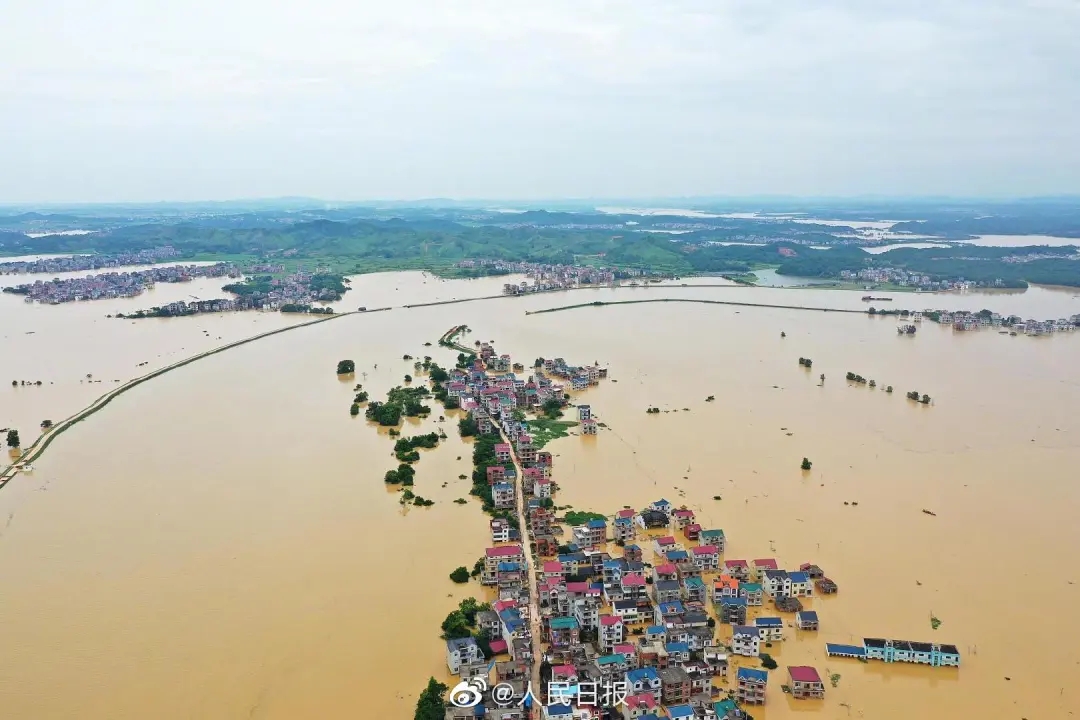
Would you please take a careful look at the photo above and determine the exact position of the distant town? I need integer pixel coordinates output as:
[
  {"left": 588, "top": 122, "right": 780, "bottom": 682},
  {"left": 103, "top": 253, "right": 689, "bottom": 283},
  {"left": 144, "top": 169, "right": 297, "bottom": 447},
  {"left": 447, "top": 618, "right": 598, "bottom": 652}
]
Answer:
[
  {"left": 420, "top": 330, "right": 960, "bottom": 720},
  {"left": 114, "top": 267, "right": 348, "bottom": 318},
  {"left": 453, "top": 260, "right": 670, "bottom": 294},
  {"left": 3, "top": 263, "right": 240, "bottom": 304},
  {"left": 0, "top": 246, "right": 183, "bottom": 275}
]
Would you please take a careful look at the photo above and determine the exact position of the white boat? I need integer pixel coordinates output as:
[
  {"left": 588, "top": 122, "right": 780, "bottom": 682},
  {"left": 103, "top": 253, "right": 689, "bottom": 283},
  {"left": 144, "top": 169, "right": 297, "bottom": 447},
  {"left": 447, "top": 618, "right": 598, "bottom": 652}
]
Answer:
[{"left": 21, "top": 464, "right": 34, "bottom": 472}]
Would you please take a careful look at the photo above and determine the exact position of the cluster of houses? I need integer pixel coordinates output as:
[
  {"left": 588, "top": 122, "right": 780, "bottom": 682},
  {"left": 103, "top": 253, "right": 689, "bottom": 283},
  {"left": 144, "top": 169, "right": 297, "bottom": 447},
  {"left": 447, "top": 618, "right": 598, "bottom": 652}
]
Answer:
[
  {"left": 113, "top": 268, "right": 345, "bottom": 317},
  {"left": 0, "top": 246, "right": 183, "bottom": 275},
  {"left": 3, "top": 263, "right": 240, "bottom": 303},
  {"left": 441, "top": 337, "right": 957, "bottom": 720},
  {"left": 929, "top": 310, "right": 1079, "bottom": 335},
  {"left": 452, "top": 259, "right": 662, "bottom": 295},
  {"left": 450, "top": 492, "right": 845, "bottom": 720},
  {"left": 839, "top": 266, "right": 1008, "bottom": 291}
]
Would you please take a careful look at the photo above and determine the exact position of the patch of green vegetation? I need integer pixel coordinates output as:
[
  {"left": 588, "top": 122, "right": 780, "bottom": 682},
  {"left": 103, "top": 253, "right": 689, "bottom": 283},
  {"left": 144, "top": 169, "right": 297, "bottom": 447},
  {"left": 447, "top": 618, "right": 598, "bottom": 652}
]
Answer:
[
  {"left": 366, "top": 385, "right": 431, "bottom": 425},
  {"left": 394, "top": 432, "right": 439, "bottom": 461},
  {"left": 526, "top": 417, "right": 578, "bottom": 448},
  {"left": 563, "top": 510, "right": 605, "bottom": 526}
]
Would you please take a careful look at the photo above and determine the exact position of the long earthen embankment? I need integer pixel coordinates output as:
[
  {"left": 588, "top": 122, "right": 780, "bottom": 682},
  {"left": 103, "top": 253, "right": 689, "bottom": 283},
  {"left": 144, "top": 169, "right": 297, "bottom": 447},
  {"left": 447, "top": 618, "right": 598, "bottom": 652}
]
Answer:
[
  {"left": 0, "top": 310, "right": 378, "bottom": 489},
  {"left": 525, "top": 298, "right": 869, "bottom": 316}
]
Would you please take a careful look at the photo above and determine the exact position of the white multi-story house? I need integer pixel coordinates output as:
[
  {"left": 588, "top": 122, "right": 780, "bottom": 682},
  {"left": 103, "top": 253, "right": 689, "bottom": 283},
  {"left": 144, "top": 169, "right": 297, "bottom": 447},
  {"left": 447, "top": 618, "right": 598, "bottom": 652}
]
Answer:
[
  {"left": 599, "top": 614, "right": 625, "bottom": 653},
  {"left": 754, "top": 616, "right": 784, "bottom": 642},
  {"left": 762, "top": 569, "right": 792, "bottom": 597},
  {"left": 731, "top": 626, "right": 761, "bottom": 657},
  {"left": 446, "top": 637, "right": 484, "bottom": 674}
]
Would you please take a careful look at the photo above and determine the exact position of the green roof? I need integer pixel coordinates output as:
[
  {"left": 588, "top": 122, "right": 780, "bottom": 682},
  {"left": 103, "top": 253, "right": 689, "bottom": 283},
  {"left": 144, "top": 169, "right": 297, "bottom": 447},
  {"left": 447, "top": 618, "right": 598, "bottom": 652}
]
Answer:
[
  {"left": 597, "top": 654, "right": 623, "bottom": 665},
  {"left": 701, "top": 529, "right": 725, "bottom": 537},
  {"left": 739, "top": 582, "right": 762, "bottom": 592},
  {"left": 714, "top": 698, "right": 738, "bottom": 713},
  {"left": 684, "top": 576, "right": 705, "bottom": 587},
  {"left": 550, "top": 617, "right": 579, "bottom": 630}
]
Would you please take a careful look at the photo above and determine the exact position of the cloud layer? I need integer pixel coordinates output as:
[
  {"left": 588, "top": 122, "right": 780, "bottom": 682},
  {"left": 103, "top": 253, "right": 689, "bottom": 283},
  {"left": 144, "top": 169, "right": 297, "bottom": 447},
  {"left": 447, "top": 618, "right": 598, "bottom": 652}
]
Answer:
[{"left": 2, "top": 0, "right": 1078, "bottom": 201}]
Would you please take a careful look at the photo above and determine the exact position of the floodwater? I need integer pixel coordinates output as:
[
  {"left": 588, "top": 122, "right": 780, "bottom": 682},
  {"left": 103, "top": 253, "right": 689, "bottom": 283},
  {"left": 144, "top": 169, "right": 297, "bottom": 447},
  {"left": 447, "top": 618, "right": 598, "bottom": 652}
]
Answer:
[
  {"left": 863, "top": 243, "right": 953, "bottom": 254},
  {"left": 1, "top": 272, "right": 1079, "bottom": 719},
  {"left": 967, "top": 234, "right": 1079, "bottom": 248}
]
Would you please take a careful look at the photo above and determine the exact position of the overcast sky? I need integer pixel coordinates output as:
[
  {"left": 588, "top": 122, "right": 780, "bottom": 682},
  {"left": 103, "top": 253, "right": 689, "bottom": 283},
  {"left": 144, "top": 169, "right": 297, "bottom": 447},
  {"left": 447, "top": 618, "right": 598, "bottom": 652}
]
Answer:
[{"left": 2, "top": 0, "right": 1078, "bottom": 202}]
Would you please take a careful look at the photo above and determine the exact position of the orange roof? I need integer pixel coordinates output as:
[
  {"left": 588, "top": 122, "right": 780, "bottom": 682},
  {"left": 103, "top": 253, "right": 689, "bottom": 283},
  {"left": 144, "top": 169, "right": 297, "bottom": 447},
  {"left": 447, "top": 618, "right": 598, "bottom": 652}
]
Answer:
[{"left": 714, "top": 574, "right": 739, "bottom": 590}]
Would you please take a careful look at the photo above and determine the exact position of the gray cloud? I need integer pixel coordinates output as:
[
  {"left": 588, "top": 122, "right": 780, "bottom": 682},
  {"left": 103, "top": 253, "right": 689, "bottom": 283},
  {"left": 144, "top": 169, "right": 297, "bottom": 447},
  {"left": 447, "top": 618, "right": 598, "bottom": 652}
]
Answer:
[{"left": 1, "top": 0, "right": 1078, "bottom": 202}]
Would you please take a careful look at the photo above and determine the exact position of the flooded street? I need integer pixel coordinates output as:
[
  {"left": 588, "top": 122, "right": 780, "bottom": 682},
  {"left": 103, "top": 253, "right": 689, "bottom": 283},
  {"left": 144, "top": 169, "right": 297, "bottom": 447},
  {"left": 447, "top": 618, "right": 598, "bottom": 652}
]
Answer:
[{"left": 1, "top": 271, "right": 1079, "bottom": 719}]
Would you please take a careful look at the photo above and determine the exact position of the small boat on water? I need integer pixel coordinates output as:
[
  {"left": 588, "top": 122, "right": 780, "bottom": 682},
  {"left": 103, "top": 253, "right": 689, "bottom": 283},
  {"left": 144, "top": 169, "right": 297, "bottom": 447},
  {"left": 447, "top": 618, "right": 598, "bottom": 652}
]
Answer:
[{"left": 21, "top": 464, "right": 34, "bottom": 472}]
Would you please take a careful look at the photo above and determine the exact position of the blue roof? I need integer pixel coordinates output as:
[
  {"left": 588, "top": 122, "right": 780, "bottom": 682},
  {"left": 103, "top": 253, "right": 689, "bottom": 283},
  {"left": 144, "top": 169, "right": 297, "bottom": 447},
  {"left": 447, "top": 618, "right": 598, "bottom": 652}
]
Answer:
[
  {"left": 720, "top": 596, "right": 747, "bottom": 606},
  {"left": 626, "top": 543, "right": 641, "bottom": 551},
  {"left": 603, "top": 559, "right": 622, "bottom": 569},
  {"left": 826, "top": 642, "right": 867, "bottom": 657},
  {"left": 667, "top": 706, "right": 695, "bottom": 719},
  {"left": 614, "top": 516, "right": 632, "bottom": 525},
  {"left": 756, "top": 617, "right": 782, "bottom": 627},
  {"left": 586, "top": 519, "right": 607, "bottom": 529},
  {"left": 497, "top": 562, "right": 521, "bottom": 572},
  {"left": 665, "top": 642, "right": 690, "bottom": 653},
  {"left": 666, "top": 550, "right": 689, "bottom": 561},
  {"left": 546, "top": 704, "right": 573, "bottom": 715},
  {"left": 659, "top": 601, "right": 685, "bottom": 614},
  {"left": 738, "top": 667, "right": 768, "bottom": 683},
  {"left": 654, "top": 498, "right": 670, "bottom": 505},
  {"left": 627, "top": 667, "right": 659, "bottom": 682},
  {"left": 798, "top": 610, "right": 819, "bottom": 621},
  {"left": 492, "top": 482, "right": 512, "bottom": 491},
  {"left": 646, "top": 625, "right": 665, "bottom": 635},
  {"left": 789, "top": 571, "right": 810, "bottom": 583}
]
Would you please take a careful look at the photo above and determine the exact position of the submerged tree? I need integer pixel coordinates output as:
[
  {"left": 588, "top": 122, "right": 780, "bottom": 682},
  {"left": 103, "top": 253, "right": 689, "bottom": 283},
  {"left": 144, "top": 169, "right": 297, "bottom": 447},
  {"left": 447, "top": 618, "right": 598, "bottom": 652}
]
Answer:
[
  {"left": 413, "top": 677, "right": 449, "bottom": 720},
  {"left": 449, "top": 566, "right": 470, "bottom": 583},
  {"left": 801, "top": 457, "right": 812, "bottom": 471},
  {"left": 6, "top": 429, "right": 20, "bottom": 448},
  {"left": 336, "top": 359, "right": 355, "bottom": 375}
]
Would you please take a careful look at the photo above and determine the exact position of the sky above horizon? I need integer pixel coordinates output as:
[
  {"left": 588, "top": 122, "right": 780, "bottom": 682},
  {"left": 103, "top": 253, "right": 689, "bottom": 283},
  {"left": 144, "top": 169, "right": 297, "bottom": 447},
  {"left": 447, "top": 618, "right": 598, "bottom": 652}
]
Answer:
[{"left": 2, "top": 0, "right": 1079, "bottom": 203}]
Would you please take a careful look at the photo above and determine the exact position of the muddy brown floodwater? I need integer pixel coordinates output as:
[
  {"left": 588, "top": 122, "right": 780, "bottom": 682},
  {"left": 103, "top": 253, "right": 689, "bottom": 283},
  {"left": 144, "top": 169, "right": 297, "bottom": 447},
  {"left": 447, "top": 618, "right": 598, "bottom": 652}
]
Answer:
[{"left": 0, "top": 271, "right": 1078, "bottom": 719}]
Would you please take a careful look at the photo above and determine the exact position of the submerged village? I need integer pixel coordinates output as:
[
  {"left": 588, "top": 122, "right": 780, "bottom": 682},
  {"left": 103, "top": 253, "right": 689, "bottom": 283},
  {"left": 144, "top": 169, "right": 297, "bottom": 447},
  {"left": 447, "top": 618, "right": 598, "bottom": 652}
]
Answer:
[{"left": 351, "top": 328, "right": 963, "bottom": 720}]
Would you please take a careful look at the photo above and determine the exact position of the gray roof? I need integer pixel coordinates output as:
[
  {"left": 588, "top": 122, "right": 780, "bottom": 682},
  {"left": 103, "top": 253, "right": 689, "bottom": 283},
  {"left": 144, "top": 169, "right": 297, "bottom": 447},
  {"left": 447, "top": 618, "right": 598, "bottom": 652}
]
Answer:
[{"left": 447, "top": 637, "right": 478, "bottom": 652}]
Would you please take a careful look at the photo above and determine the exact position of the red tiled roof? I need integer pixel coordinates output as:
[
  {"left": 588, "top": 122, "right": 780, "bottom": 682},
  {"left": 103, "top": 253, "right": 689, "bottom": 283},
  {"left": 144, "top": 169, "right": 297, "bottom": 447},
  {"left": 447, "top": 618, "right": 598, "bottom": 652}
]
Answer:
[
  {"left": 624, "top": 694, "right": 656, "bottom": 709},
  {"left": 622, "top": 573, "right": 646, "bottom": 586},
  {"left": 788, "top": 666, "right": 822, "bottom": 683},
  {"left": 600, "top": 615, "right": 621, "bottom": 626},
  {"left": 655, "top": 563, "right": 677, "bottom": 574},
  {"left": 725, "top": 559, "right": 749, "bottom": 567},
  {"left": 657, "top": 536, "right": 676, "bottom": 545},
  {"left": 673, "top": 509, "right": 695, "bottom": 517},
  {"left": 486, "top": 545, "right": 523, "bottom": 557},
  {"left": 753, "top": 558, "right": 778, "bottom": 569},
  {"left": 543, "top": 561, "right": 564, "bottom": 572},
  {"left": 488, "top": 639, "right": 508, "bottom": 654},
  {"left": 614, "top": 643, "right": 635, "bottom": 654},
  {"left": 692, "top": 545, "right": 719, "bottom": 555}
]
